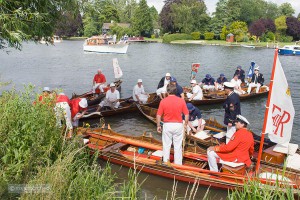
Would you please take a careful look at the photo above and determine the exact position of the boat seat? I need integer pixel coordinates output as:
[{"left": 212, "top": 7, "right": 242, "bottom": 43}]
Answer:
[{"left": 220, "top": 160, "right": 246, "bottom": 175}]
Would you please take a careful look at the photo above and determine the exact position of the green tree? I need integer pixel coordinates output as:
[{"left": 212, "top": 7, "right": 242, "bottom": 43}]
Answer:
[
  {"left": 279, "top": 3, "right": 295, "bottom": 16},
  {"left": 132, "top": 0, "right": 153, "bottom": 36},
  {"left": 275, "top": 15, "right": 287, "bottom": 34},
  {"left": 220, "top": 25, "right": 229, "bottom": 40},
  {"left": 149, "top": 6, "right": 159, "bottom": 29},
  {"left": 264, "top": 2, "right": 280, "bottom": 20},
  {"left": 0, "top": 0, "right": 77, "bottom": 49},
  {"left": 238, "top": 0, "right": 267, "bottom": 25},
  {"left": 229, "top": 21, "right": 248, "bottom": 42}
]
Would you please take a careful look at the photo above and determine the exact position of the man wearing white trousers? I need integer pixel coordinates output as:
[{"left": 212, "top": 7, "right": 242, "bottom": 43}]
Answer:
[
  {"left": 223, "top": 82, "right": 241, "bottom": 144},
  {"left": 92, "top": 69, "right": 107, "bottom": 94},
  {"left": 132, "top": 79, "right": 149, "bottom": 104},
  {"left": 157, "top": 84, "right": 189, "bottom": 165},
  {"left": 247, "top": 66, "right": 264, "bottom": 94}
]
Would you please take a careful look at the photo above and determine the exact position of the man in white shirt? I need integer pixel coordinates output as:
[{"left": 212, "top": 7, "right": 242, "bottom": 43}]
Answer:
[
  {"left": 97, "top": 83, "right": 120, "bottom": 111},
  {"left": 133, "top": 79, "right": 149, "bottom": 104},
  {"left": 230, "top": 74, "right": 246, "bottom": 95},
  {"left": 186, "top": 79, "right": 203, "bottom": 101},
  {"left": 156, "top": 73, "right": 171, "bottom": 99}
]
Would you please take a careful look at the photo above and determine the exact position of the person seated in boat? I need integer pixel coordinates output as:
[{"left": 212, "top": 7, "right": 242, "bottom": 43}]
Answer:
[
  {"left": 133, "top": 79, "right": 149, "bottom": 104},
  {"left": 157, "top": 84, "right": 189, "bottom": 165},
  {"left": 207, "top": 115, "right": 254, "bottom": 172},
  {"left": 54, "top": 93, "right": 73, "bottom": 138},
  {"left": 200, "top": 74, "right": 216, "bottom": 91},
  {"left": 69, "top": 98, "right": 88, "bottom": 130},
  {"left": 169, "top": 77, "right": 184, "bottom": 99},
  {"left": 233, "top": 66, "right": 245, "bottom": 83},
  {"left": 185, "top": 103, "right": 205, "bottom": 134},
  {"left": 97, "top": 83, "right": 120, "bottom": 111},
  {"left": 247, "top": 66, "right": 264, "bottom": 94},
  {"left": 156, "top": 73, "right": 171, "bottom": 99},
  {"left": 231, "top": 74, "right": 246, "bottom": 95},
  {"left": 186, "top": 79, "right": 203, "bottom": 101},
  {"left": 215, "top": 73, "right": 228, "bottom": 90},
  {"left": 92, "top": 69, "right": 107, "bottom": 95}
]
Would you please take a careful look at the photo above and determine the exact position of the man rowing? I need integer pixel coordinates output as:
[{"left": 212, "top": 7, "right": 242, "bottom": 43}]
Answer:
[
  {"left": 215, "top": 73, "right": 228, "bottom": 90},
  {"left": 157, "top": 84, "right": 189, "bottom": 165},
  {"left": 97, "top": 83, "right": 120, "bottom": 111},
  {"left": 92, "top": 69, "right": 107, "bottom": 95},
  {"left": 207, "top": 115, "right": 254, "bottom": 172},
  {"left": 133, "top": 79, "right": 149, "bottom": 104}
]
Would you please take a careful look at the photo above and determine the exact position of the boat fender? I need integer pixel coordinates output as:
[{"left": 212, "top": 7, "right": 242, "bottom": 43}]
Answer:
[{"left": 138, "top": 147, "right": 145, "bottom": 154}]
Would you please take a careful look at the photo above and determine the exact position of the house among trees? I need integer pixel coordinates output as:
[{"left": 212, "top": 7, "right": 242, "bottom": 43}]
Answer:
[
  {"left": 226, "top": 33, "right": 234, "bottom": 42},
  {"left": 102, "top": 22, "right": 131, "bottom": 34}
]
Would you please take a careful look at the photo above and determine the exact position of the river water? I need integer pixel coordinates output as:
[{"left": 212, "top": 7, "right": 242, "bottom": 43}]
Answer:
[{"left": 1, "top": 41, "right": 299, "bottom": 199}]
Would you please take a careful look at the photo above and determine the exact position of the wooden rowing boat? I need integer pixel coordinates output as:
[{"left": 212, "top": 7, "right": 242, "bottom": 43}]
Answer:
[
  {"left": 78, "top": 126, "right": 300, "bottom": 191},
  {"left": 71, "top": 80, "right": 122, "bottom": 106},
  {"left": 80, "top": 93, "right": 160, "bottom": 119}
]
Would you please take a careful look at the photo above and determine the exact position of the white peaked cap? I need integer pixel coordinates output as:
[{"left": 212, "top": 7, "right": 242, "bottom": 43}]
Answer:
[
  {"left": 190, "top": 79, "right": 197, "bottom": 84},
  {"left": 110, "top": 83, "right": 116, "bottom": 87},
  {"left": 43, "top": 87, "right": 50, "bottom": 92},
  {"left": 79, "top": 98, "right": 88, "bottom": 108},
  {"left": 223, "top": 82, "right": 235, "bottom": 88},
  {"left": 236, "top": 115, "right": 250, "bottom": 125},
  {"left": 165, "top": 73, "right": 171, "bottom": 76},
  {"left": 254, "top": 66, "right": 260, "bottom": 71},
  {"left": 137, "top": 79, "right": 142, "bottom": 83}
]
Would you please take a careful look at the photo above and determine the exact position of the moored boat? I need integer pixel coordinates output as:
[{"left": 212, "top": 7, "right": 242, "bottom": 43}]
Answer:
[
  {"left": 83, "top": 36, "right": 129, "bottom": 54},
  {"left": 278, "top": 45, "right": 300, "bottom": 56}
]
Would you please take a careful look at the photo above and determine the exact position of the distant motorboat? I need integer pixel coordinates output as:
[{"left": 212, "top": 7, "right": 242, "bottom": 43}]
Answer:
[
  {"left": 83, "top": 35, "right": 129, "bottom": 54},
  {"left": 240, "top": 44, "right": 255, "bottom": 49},
  {"left": 39, "top": 35, "right": 62, "bottom": 44},
  {"left": 278, "top": 45, "right": 300, "bottom": 56}
]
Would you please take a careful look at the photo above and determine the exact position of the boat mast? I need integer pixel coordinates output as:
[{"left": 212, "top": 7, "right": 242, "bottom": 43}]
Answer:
[{"left": 255, "top": 49, "right": 278, "bottom": 172}]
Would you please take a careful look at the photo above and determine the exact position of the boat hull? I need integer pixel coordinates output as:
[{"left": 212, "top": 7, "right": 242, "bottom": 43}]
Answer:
[
  {"left": 83, "top": 44, "right": 129, "bottom": 54},
  {"left": 278, "top": 48, "right": 300, "bottom": 56}
]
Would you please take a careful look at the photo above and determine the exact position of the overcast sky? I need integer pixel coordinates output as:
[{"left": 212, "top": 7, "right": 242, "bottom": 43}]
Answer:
[{"left": 147, "top": 0, "right": 300, "bottom": 16}]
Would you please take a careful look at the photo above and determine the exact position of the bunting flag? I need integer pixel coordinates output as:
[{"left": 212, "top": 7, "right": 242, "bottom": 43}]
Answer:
[
  {"left": 247, "top": 61, "right": 255, "bottom": 78},
  {"left": 113, "top": 58, "right": 123, "bottom": 79},
  {"left": 191, "top": 63, "right": 200, "bottom": 80},
  {"left": 265, "top": 55, "right": 295, "bottom": 144}
]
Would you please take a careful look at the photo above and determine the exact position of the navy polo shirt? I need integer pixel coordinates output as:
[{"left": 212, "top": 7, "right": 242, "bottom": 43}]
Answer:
[{"left": 202, "top": 78, "right": 215, "bottom": 85}]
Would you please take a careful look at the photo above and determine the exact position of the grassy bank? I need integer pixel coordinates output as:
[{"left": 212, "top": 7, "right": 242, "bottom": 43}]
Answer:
[
  {"left": 63, "top": 36, "right": 88, "bottom": 41},
  {"left": 0, "top": 86, "right": 140, "bottom": 199}
]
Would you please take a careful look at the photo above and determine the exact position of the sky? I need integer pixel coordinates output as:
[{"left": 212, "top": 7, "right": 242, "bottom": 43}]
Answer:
[{"left": 147, "top": 0, "right": 300, "bottom": 16}]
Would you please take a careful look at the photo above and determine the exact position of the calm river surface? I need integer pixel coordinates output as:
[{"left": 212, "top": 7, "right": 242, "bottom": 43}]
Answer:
[{"left": 1, "top": 41, "right": 299, "bottom": 199}]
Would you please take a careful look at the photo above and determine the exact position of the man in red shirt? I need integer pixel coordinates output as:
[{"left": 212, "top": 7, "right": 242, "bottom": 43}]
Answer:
[
  {"left": 92, "top": 69, "right": 107, "bottom": 94},
  {"left": 69, "top": 98, "right": 88, "bottom": 128},
  {"left": 207, "top": 115, "right": 254, "bottom": 172},
  {"left": 157, "top": 84, "right": 189, "bottom": 165}
]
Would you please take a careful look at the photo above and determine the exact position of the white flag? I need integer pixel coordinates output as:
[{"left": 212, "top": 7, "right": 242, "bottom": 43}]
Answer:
[
  {"left": 113, "top": 58, "right": 123, "bottom": 79},
  {"left": 265, "top": 55, "right": 295, "bottom": 144}
]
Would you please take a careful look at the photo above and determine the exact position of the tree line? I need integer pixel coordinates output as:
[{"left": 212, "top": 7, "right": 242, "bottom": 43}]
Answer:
[{"left": 1, "top": 0, "right": 300, "bottom": 50}]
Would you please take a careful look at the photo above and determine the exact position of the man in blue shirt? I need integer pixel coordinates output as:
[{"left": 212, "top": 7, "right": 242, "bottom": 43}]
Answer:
[
  {"left": 170, "top": 77, "right": 184, "bottom": 99},
  {"left": 186, "top": 103, "right": 206, "bottom": 134},
  {"left": 200, "top": 74, "right": 216, "bottom": 90},
  {"left": 215, "top": 73, "right": 228, "bottom": 90}
]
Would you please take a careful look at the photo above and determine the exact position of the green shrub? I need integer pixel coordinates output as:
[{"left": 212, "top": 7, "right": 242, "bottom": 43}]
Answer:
[
  {"left": 278, "top": 35, "right": 293, "bottom": 42},
  {"left": 191, "top": 32, "right": 201, "bottom": 40},
  {"left": 162, "top": 33, "right": 193, "bottom": 43},
  {"left": 204, "top": 32, "right": 215, "bottom": 40},
  {"left": 266, "top": 32, "right": 275, "bottom": 41},
  {"left": 151, "top": 34, "right": 155, "bottom": 39}
]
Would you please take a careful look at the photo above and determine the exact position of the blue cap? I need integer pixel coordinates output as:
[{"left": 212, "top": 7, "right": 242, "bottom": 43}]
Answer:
[
  {"left": 237, "top": 66, "right": 242, "bottom": 69},
  {"left": 186, "top": 103, "right": 195, "bottom": 111},
  {"left": 220, "top": 73, "right": 225, "bottom": 77},
  {"left": 170, "top": 77, "right": 177, "bottom": 82},
  {"left": 205, "top": 74, "right": 211, "bottom": 79}
]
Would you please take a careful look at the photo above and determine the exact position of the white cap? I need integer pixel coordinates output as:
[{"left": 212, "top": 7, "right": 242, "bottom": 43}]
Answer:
[
  {"left": 254, "top": 66, "right": 260, "bottom": 71},
  {"left": 190, "top": 80, "right": 197, "bottom": 84},
  {"left": 43, "top": 87, "right": 50, "bottom": 92},
  {"left": 223, "top": 82, "right": 235, "bottom": 88},
  {"left": 236, "top": 115, "right": 250, "bottom": 125},
  {"left": 59, "top": 92, "right": 65, "bottom": 95},
  {"left": 79, "top": 98, "right": 88, "bottom": 108},
  {"left": 165, "top": 73, "right": 171, "bottom": 77},
  {"left": 110, "top": 83, "right": 116, "bottom": 87},
  {"left": 137, "top": 79, "right": 142, "bottom": 83}
]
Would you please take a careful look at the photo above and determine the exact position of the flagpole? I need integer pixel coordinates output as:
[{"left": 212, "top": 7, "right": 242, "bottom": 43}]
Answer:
[{"left": 255, "top": 49, "right": 278, "bottom": 172}]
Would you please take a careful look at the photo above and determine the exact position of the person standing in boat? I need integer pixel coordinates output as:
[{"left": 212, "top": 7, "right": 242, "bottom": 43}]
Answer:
[
  {"left": 200, "top": 74, "right": 216, "bottom": 90},
  {"left": 207, "top": 115, "right": 254, "bottom": 172},
  {"left": 231, "top": 74, "right": 246, "bottom": 95},
  {"left": 215, "top": 73, "right": 228, "bottom": 90},
  {"left": 223, "top": 82, "right": 241, "bottom": 143},
  {"left": 92, "top": 69, "right": 107, "bottom": 95},
  {"left": 247, "top": 66, "right": 264, "bottom": 94},
  {"left": 69, "top": 98, "right": 88, "bottom": 130},
  {"left": 156, "top": 73, "right": 171, "bottom": 99},
  {"left": 156, "top": 84, "right": 189, "bottom": 165},
  {"left": 185, "top": 103, "right": 205, "bottom": 134},
  {"left": 54, "top": 93, "right": 73, "bottom": 138},
  {"left": 234, "top": 66, "right": 245, "bottom": 83},
  {"left": 186, "top": 79, "right": 203, "bottom": 100},
  {"left": 97, "top": 83, "right": 120, "bottom": 111},
  {"left": 133, "top": 79, "right": 149, "bottom": 104},
  {"left": 169, "top": 77, "right": 184, "bottom": 99}
]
